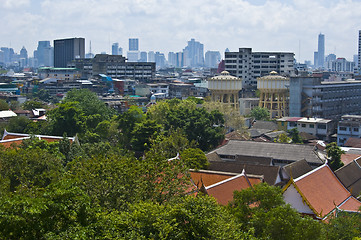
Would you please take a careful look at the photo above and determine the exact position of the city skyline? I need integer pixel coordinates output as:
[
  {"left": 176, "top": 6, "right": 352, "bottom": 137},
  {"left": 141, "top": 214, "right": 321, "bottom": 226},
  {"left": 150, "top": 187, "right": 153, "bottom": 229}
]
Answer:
[{"left": 0, "top": 0, "right": 361, "bottom": 62}]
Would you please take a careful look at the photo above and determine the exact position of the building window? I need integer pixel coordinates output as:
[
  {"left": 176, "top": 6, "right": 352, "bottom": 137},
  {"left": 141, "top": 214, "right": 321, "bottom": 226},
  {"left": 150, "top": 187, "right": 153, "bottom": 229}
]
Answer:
[
  {"left": 301, "top": 124, "right": 306, "bottom": 128},
  {"left": 310, "top": 124, "right": 314, "bottom": 128},
  {"left": 317, "top": 124, "right": 326, "bottom": 129},
  {"left": 339, "top": 127, "right": 347, "bottom": 131},
  {"left": 354, "top": 128, "right": 359, "bottom": 132}
]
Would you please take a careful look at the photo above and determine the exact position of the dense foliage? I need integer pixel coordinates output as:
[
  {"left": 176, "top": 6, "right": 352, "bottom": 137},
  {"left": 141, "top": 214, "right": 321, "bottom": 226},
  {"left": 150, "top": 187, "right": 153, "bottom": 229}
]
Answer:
[{"left": 0, "top": 90, "right": 359, "bottom": 239}]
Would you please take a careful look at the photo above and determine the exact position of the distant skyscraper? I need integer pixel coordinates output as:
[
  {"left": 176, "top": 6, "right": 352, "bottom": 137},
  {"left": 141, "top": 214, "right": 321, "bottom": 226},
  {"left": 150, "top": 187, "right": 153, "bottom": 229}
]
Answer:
[
  {"left": 34, "top": 41, "right": 54, "bottom": 67},
  {"left": 148, "top": 51, "right": 155, "bottom": 62},
  {"left": 19, "top": 46, "right": 28, "bottom": 66},
  {"left": 168, "top": 52, "right": 176, "bottom": 67},
  {"left": 139, "top": 51, "right": 147, "bottom": 62},
  {"left": 129, "top": 38, "right": 139, "bottom": 51},
  {"left": 358, "top": 30, "right": 361, "bottom": 73},
  {"left": 183, "top": 38, "right": 204, "bottom": 67},
  {"left": 155, "top": 52, "right": 166, "bottom": 69},
  {"left": 112, "top": 43, "right": 119, "bottom": 55},
  {"left": 54, "top": 37, "right": 85, "bottom": 68},
  {"left": 317, "top": 33, "right": 325, "bottom": 68},
  {"left": 205, "top": 51, "right": 221, "bottom": 68},
  {"left": 119, "top": 47, "right": 123, "bottom": 56},
  {"left": 314, "top": 51, "right": 318, "bottom": 68}
]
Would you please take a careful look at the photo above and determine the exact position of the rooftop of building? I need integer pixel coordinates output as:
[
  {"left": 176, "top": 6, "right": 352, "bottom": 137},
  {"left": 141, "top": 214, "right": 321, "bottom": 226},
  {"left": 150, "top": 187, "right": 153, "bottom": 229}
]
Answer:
[{"left": 208, "top": 140, "right": 323, "bottom": 165}]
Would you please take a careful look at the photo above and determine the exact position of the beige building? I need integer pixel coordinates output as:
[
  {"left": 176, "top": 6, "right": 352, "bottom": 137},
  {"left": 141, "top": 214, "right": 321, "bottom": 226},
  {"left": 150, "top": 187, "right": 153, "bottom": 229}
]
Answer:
[
  {"left": 208, "top": 71, "right": 242, "bottom": 110},
  {"left": 258, "top": 71, "right": 289, "bottom": 118}
]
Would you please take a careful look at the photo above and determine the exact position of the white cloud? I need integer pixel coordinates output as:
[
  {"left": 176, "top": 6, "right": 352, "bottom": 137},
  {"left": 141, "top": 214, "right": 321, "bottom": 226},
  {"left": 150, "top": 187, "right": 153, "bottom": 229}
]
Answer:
[
  {"left": 1, "top": 0, "right": 361, "bottom": 62},
  {"left": 1, "top": 0, "right": 30, "bottom": 9}
]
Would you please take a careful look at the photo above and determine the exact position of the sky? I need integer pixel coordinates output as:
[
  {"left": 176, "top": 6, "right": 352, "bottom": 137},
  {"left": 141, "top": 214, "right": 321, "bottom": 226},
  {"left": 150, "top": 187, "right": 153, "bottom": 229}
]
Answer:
[{"left": 1, "top": 0, "right": 361, "bottom": 62}]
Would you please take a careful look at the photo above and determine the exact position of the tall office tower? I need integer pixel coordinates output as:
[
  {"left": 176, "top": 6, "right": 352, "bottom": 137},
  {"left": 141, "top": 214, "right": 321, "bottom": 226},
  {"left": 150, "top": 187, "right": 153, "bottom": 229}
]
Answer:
[
  {"left": 155, "top": 52, "right": 166, "bottom": 68},
  {"left": 19, "top": 46, "right": 28, "bottom": 66},
  {"left": 119, "top": 47, "right": 123, "bottom": 56},
  {"left": 0, "top": 47, "right": 14, "bottom": 65},
  {"left": 314, "top": 51, "right": 318, "bottom": 68},
  {"left": 176, "top": 52, "right": 183, "bottom": 67},
  {"left": 34, "top": 41, "right": 54, "bottom": 67},
  {"left": 148, "top": 51, "right": 155, "bottom": 62},
  {"left": 139, "top": 51, "right": 147, "bottom": 62},
  {"left": 112, "top": 43, "right": 119, "bottom": 55},
  {"left": 317, "top": 33, "right": 325, "bottom": 69},
  {"left": 129, "top": 38, "right": 139, "bottom": 51},
  {"left": 205, "top": 51, "right": 221, "bottom": 68},
  {"left": 168, "top": 52, "right": 176, "bottom": 67},
  {"left": 358, "top": 30, "right": 361, "bottom": 73},
  {"left": 183, "top": 38, "right": 204, "bottom": 67},
  {"left": 54, "top": 37, "right": 85, "bottom": 68}
]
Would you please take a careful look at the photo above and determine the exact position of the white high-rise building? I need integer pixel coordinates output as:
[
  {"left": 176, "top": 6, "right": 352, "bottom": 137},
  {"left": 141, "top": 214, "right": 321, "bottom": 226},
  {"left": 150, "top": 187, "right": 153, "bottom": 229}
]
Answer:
[{"left": 225, "top": 48, "right": 295, "bottom": 89}]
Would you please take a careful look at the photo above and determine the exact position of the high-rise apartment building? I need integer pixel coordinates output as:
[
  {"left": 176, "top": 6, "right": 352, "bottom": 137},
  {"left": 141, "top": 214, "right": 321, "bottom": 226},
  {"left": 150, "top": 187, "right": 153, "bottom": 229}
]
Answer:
[
  {"left": 112, "top": 43, "right": 119, "bottom": 55},
  {"left": 168, "top": 52, "right": 177, "bottom": 67},
  {"left": 129, "top": 38, "right": 139, "bottom": 51},
  {"left": 183, "top": 38, "right": 204, "bottom": 67},
  {"left": 54, "top": 38, "right": 85, "bottom": 68},
  {"left": 205, "top": 51, "right": 221, "bottom": 68},
  {"left": 317, "top": 33, "right": 325, "bottom": 69},
  {"left": 224, "top": 48, "right": 295, "bottom": 90}
]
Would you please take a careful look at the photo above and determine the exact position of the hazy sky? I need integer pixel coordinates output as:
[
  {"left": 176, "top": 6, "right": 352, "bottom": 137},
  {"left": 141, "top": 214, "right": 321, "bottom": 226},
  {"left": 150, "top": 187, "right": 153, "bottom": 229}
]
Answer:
[{"left": 1, "top": 0, "right": 360, "bottom": 62}]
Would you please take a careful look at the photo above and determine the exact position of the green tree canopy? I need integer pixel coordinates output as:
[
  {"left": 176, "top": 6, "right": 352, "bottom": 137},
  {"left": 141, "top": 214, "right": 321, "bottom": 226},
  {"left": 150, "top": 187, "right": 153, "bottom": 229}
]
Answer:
[
  {"left": 180, "top": 148, "right": 209, "bottom": 170},
  {"left": 228, "top": 183, "right": 323, "bottom": 240},
  {"left": 147, "top": 99, "right": 225, "bottom": 151},
  {"left": 326, "top": 142, "right": 345, "bottom": 171},
  {"left": 288, "top": 128, "right": 303, "bottom": 144},
  {"left": 0, "top": 99, "right": 9, "bottom": 110},
  {"left": 250, "top": 107, "right": 270, "bottom": 120},
  {"left": 63, "top": 89, "right": 114, "bottom": 120},
  {"left": 22, "top": 99, "right": 45, "bottom": 110}
]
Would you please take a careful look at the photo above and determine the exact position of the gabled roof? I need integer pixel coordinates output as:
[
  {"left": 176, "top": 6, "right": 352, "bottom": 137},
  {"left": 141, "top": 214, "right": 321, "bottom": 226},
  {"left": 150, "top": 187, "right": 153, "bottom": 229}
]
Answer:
[
  {"left": 252, "top": 120, "right": 278, "bottom": 131},
  {"left": 1, "top": 130, "right": 76, "bottom": 143},
  {"left": 0, "top": 110, "right": 17, "bottom": 118},
  {"left": 235, "top": 155, "right": 273, "bottom": 166},
  {"left": 338, "top": 196, "right": 361, "bottom": 212},
  {"left": 189, "top": 170, "right": 237, "bottom": 188},
  {"left": 283, "top": 159, "right": 313, "bottom": 180},
  {"left": 335, "top": 158, "right": 361, "bottom": 197},
  {"left": 207, "top": 161, "right": 280, "bottom": 185},
  {"left": 208, "top": 140, "right": 323, "bottom": 166},
  {"left": 344, "top": 137, "right": 361, "bottom": 148},
  {"left": 283, "top": 164, "right": 361, "bottom": 219},
  {"left": 204, "top": 171, "right": 263, "bottom": 205},
  {"left": 341, "top": 153, "right": 361, "bottom": 165}
]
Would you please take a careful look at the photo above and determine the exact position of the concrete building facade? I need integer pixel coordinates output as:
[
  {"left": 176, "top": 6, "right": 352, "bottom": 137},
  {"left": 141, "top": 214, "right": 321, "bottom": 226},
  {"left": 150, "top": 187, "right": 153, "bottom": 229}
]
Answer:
[
  {"left": 225, "top": 48, "right": 294, "bottom": 90},
  {"left": 54, "top": 38, "right": 85, "bottom": 68},
  {"left": 337, "top": 115, "right": 361, "bottom": 146},
  {"left": 70, "top": 54, "right": 155, "bottom": 82},
  {"left": 289, "top": 76, "right": 361, "bottom": 120}
]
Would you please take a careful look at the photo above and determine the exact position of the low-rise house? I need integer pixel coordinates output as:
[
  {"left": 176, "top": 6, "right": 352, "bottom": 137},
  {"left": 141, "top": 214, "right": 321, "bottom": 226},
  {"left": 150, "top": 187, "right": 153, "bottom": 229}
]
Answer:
[
  {"left": 337, "top": 115, "right": 361, "bottom": 146},
  {"left": 283, "top": 164, "right": 361, "bottom": 220},
  {"left": 277, "top": 117, "right": 334, "bottom": 141}
]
